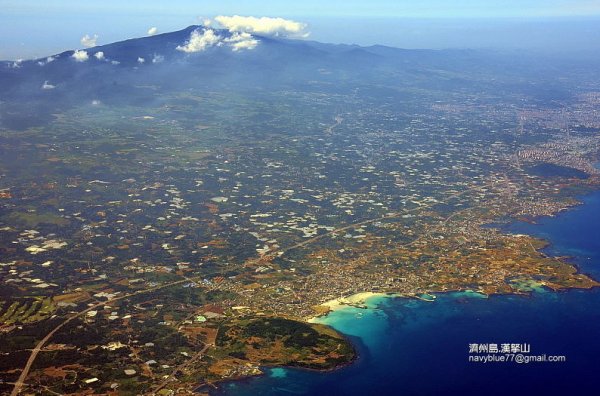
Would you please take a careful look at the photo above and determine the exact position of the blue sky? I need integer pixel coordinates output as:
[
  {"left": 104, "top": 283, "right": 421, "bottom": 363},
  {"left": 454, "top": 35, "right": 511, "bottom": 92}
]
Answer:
[
  {"left": 4, "top": 0, "right": 600, "bottom": 18},
  {"left": 2, "top": 0, "right": 600, "bottom": 59}
]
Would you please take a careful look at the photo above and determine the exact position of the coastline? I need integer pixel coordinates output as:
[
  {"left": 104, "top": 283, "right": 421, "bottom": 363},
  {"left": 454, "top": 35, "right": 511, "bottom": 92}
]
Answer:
[
  {"left": 307, "top": 289, "right": 487, "bottom": 324},
  {"left": 196, "top": 327, "right": 361, "bottom": 395},
  {"left": 306, "top": 292, "right": 392, "bottom": 323},
  {"left": 302, "top": 184, "right": 600, "bottom": 333},
  {"left": 307, "top": 172, "right": 600, "bottom": 326},
  {"left": 207, "top": 180, "right": 600, "bottom": 395},
  {"left": 207, "top": 186, "right": 600, "bottom": 394},
  {"left": 503, "top": 187, "right": 600, "bottom": 282}
]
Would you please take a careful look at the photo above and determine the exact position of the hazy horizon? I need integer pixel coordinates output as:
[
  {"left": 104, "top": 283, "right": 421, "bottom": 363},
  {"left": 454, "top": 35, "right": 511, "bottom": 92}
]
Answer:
[{"left": 2, "top": 0, "right": 600, "bottom": 60}]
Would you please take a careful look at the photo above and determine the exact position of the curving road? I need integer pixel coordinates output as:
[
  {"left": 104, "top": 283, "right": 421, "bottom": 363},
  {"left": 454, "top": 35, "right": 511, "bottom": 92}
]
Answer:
[{"left": 11, "top": 279, "right": 189, "bottom": 396}]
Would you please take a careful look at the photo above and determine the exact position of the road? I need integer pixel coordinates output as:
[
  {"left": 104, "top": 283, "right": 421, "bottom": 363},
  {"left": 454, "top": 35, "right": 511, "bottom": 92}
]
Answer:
[
  {"left": 11, "top": 182, "right": 491, "bottom": 395},
  {"left": 150, "top": 343, "right": 211, "bottom": 395},
  {"left": 10, "top": 278, "right": 190, "bottom": 396}
]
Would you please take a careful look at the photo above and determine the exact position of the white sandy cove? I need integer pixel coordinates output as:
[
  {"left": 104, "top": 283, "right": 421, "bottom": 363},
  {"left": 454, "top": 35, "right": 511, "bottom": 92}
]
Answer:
[{"left": 307, "top": 292, "right": 387, "bottom": 323}]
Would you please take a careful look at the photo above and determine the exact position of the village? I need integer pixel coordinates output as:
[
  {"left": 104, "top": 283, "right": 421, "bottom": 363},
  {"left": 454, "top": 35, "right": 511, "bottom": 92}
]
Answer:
[{"left": 1, "top": 86, "right": 600, "bottom": 394}]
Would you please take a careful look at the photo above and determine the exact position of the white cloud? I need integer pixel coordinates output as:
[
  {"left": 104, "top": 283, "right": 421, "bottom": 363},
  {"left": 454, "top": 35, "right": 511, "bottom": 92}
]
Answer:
[
  {"left": 37, "top": 56, "right": 57, "bottom": 66},
  {"left": 111, "top": 60, "right": 120, "bottom": 65},
  {"left": 9, "top": 59, "right": 22, "bottom": 69},
  {"left": 177, "top": 15, "right": 309, "bottom": 53},
  {"left": 176, "top": 29, "right": 222, "bottom": 53},
  {"left": 225, "top": 32, "right": 259, "bottom": 51},
  {"left": 72, "top": 50, "right": 89, "bottom": 62},
  {"left": 92, "top": 100, "right": 101, "bottom": 106},
  {"left": 137, "top": 57, "right": 145, "bottom": 63},
  {"left": 41, "top": 81, "right": 55, "bottom": 90},
  {"left": 148, "top": 27, "right": 158, "bottom": 36},
  {"left": 177, "top": 28, "right": 260, "bottom": 53},
  {"left": 152, "top": 54, "right": 164, "bottom": 63},
  {"left": 80, "top": 34, "right": 98, "bottom": 48},
  {"left": 214, "top": 15, "right": 308, "bottom": 38},
  {"left": 94, "top": 51, "right": 105, "bottom": 60}
]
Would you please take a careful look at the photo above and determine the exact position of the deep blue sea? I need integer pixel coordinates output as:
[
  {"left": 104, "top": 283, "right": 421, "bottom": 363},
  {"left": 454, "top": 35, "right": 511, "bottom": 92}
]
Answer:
[{"left": 212, "top": 189, "right": 600, "bottom": 396}]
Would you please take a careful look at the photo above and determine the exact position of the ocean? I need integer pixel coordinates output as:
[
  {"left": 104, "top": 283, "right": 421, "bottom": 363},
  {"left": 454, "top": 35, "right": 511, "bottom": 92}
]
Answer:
[{"left": 212, "top": 189, "right": 600, "bottom": 396}]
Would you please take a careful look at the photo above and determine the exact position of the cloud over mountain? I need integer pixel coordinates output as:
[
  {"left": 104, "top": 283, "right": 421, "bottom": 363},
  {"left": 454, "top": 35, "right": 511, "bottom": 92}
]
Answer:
[
  {"left": 152, "top": 54, "right": 164, "bottom": 63},
  {"left": 214, "top": 15, "right": 308, "bottom": 38},
  {"left": 176, "top": 29, "right": 222, "bottom": 53},
  {"left": 224, "top": 32, "right": 259, "bottom": 51},
  {"left": 37, "top": 56, "right": 56, "bottom": 66},
  {"left": 41, "top": 81, "right": 55, "bottom": 90},
  {"left": 176, "top": 16, "right": 308, "bottom": 54},
  {"left": 80, "top": 34, "right": 98, "bottom": 48},
  {"left": 71, "top": 50, "right": 89, "bottom": 62}
]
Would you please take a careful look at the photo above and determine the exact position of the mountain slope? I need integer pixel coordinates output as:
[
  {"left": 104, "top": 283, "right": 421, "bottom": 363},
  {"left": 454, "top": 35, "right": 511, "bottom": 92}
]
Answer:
[{"left": 0, "top": 25, "right": 590, "bottom": 131}]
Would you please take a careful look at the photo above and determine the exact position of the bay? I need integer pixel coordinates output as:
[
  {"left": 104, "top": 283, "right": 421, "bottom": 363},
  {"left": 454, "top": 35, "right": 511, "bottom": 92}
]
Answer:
[{"left": 212, "top": 190, "right": 600, "bottom": 396}]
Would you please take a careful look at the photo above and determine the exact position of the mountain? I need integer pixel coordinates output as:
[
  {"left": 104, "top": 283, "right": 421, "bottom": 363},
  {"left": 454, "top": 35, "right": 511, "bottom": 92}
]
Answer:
[{"left": 0, "top": 25, "right": 592, "bottom": 131}]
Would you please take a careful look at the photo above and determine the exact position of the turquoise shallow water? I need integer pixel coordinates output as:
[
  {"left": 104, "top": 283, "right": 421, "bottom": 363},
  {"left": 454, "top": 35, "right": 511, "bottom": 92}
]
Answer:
[{"left": 211, "top": 190, "right": 600, "bottom": 396}]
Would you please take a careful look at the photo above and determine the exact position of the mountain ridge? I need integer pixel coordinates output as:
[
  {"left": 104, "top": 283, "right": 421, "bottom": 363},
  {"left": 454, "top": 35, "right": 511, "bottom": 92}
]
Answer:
[
  {"left": 4, "top": 24, "right": 481, "bottom": 70},
  {"left": 0, "top": 25, "right": 588, "bottom": 131}
]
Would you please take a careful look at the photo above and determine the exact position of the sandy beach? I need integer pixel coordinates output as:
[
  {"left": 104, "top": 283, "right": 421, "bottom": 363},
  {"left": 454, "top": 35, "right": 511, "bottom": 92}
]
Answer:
[{"left": 307, "top": 292, "right": 393, "bottom": 322}]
